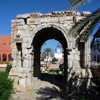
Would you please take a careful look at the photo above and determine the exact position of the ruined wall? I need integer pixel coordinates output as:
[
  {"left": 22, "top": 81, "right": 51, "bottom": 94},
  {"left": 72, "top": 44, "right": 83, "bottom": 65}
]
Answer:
[{"left": 9, "top": 9, "right": 92, "bottom": 91}]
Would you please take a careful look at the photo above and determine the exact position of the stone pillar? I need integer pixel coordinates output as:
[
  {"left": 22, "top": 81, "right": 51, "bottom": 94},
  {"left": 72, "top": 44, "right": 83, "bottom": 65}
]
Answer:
[
  {"left": 66, "top": 47, "right": 80, "bottom": 93},
  {"left": 11, "top": 42, "right": 18, "bottom": 68},
  {"left": 26, "top": 47, "right": 34, "bottom": 72},
  {"left": 9, "top": 50, "right": 34, "bottom": 91},
  {"left": 67, "top": 49, "right": 73, "bottom": 68},
  {"left": 34, "top": 49, "right": 41, "bottom": 77},
  {"left": 30, "top": 50, "right": 34, "bottom": 73},
  {"left": 85, "top": 36, "right": 91, "bottom": 67}
]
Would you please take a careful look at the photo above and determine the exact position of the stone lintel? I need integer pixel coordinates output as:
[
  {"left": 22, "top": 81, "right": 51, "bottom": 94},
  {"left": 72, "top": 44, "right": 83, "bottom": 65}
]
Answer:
[{"left": 15, "top": 38, "right": 23, "bottom": 43}]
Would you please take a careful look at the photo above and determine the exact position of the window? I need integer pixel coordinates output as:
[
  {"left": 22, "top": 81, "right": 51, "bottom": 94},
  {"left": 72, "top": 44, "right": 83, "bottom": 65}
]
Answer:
[
  {"left": 2, "top": 54, "right": 7, "bottom": 62},
  {"left": 3, "top": 43, "right": 6, "bottom": 47}
]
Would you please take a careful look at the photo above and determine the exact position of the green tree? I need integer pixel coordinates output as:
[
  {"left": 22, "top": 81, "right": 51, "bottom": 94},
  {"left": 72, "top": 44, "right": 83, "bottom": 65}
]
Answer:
[
  {"left": 6, "top": 64, "right": 12, "bottom": 74},
  {"left": 57, "top": 43, "right": 62, "bottom": 48},
  {"left": 41, "top": 52, "right": 46, "bottom": 61},
  {"left": 44, "top": 48, "right": 52, "bottom": 57},
  {"left": 50, "top": 49, "right": 54, "bottom": 57},
  {"left": 52, "top": 57, "right": 58, "bottom": 62},
  {"left": 42, "top": 48, "right": 52, "bottom": 69},
  {"left": 0, "top": 72, "right": 13, "bottom": 100}
]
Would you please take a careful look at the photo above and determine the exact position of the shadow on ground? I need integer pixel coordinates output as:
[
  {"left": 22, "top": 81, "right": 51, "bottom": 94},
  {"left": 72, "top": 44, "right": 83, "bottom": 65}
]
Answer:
[
  {"left": 36, "top": 87, "right": 62, "bottom": 100},
  {"left": 39, "top": 73, "right": 66, "bottom": 90},
  {"left": 35, "top": 70, "right": 100, "bottom": 100},
  {"left": 36, "top": 86, "right": 100, "bottom": 100}
]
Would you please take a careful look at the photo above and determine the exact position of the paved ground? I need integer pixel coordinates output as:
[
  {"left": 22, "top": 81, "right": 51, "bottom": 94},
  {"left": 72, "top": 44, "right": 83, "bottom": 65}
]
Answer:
[
  {"left": 48, "top": 64, "right": 59, "bottom": 69},
  {"left": 10, "top": 82, "right": 60, "bottom": 100},
  {"left": 10, "top": 74, "right": 65, "bottom": 100}
]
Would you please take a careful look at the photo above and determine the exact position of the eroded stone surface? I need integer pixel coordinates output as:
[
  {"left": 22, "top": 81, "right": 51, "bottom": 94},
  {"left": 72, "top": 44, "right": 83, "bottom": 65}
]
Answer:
[{"left": 10, "top": 9, "right": 92, "bottom": 91}]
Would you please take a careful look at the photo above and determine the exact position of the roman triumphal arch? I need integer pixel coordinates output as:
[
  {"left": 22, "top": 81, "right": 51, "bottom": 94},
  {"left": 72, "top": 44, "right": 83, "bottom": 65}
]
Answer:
[{"left": 9, "top": 9, "right": 92, "bottom": 90}]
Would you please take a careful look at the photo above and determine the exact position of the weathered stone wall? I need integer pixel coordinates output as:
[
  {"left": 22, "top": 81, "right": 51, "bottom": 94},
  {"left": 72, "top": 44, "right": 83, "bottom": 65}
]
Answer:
[{"left": 9, "top": 9, "right": 92, "bottom": 91}]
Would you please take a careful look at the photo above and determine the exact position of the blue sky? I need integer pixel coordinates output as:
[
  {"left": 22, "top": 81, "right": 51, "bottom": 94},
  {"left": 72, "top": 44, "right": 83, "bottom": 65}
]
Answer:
[
  {"left": 0, "top": 0, "right": 100, "bottom": 53},
  {"left": 41, "top": 39, "right": 63, "bottom": 54}
]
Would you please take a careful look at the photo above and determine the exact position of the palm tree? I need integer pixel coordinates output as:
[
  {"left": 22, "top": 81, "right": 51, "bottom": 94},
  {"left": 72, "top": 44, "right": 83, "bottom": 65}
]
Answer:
[
  {"left": 57, "top": 43, "right": 62, "bottom": 48},
  {"left": 43, "top": 48, "right": 52, "bottom": 69},
  {"left": 68, "top": 0, "right": 91, "bottom": 8},
  {"left": 41, "top": 48, "right": 52, "bottom": 60},
  {"left": 44, "top": 48, "right": 52, "bottom": 57},
  {"left": 69, "top": 9, "right": 100, "bottom": 44},
  {"left": 68, "top": 0, "right": 100, "bottom": 42},
  {"left": 41, "top": 52, "right": 46, "bottom": 61}
]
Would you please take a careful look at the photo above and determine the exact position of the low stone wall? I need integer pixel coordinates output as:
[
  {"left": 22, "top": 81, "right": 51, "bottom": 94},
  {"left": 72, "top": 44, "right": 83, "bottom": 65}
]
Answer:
[{"left": 0, "top": 64, "right": 7, "bottom": 71}]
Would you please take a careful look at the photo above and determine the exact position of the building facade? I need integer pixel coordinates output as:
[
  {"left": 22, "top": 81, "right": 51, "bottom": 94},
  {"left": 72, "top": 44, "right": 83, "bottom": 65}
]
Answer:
[
  {"left": 54, "top": 48, "right": 63, "bottom": 60},
  {"left": 0, "top": 35, "right": 12, "bottom": 63}
]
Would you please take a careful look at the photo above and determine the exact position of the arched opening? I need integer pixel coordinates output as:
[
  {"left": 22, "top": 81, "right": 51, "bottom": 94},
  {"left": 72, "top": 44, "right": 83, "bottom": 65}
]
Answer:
[
  {"left": 8, "top": 54, "right": 12, "bottom": 61},
  {"left": 40, "top": 39, "right": 64, "bottom": 74},
  {"left": 79, "top": 42, "right": 85, "bottom": 68},
  {"left": 32, "top": 27, "right": 68, "bottom": 79},
  {"left": 0, "top": 54, "right": 1, "bottom": 62},
  {"left": 2, "top": 54, "right": 7, "bottom": 62}
]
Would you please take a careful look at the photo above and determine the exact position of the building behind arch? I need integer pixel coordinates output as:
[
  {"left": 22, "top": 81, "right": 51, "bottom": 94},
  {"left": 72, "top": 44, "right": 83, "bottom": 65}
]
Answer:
[
  {"left": 0, "top": 35, "right": 12, "bottom": 64},
  {"left": 54, "top": 48, "right": 63, "bottom": 63}
]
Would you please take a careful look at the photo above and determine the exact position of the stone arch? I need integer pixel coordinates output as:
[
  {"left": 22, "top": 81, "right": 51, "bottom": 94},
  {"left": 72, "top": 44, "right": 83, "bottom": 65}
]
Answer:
[
  {"left": 31, "top": 24, "right": 69, "bottom": 48},
  {"left": 31, "top": 26, "right": 68, "bottom": 77}
]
